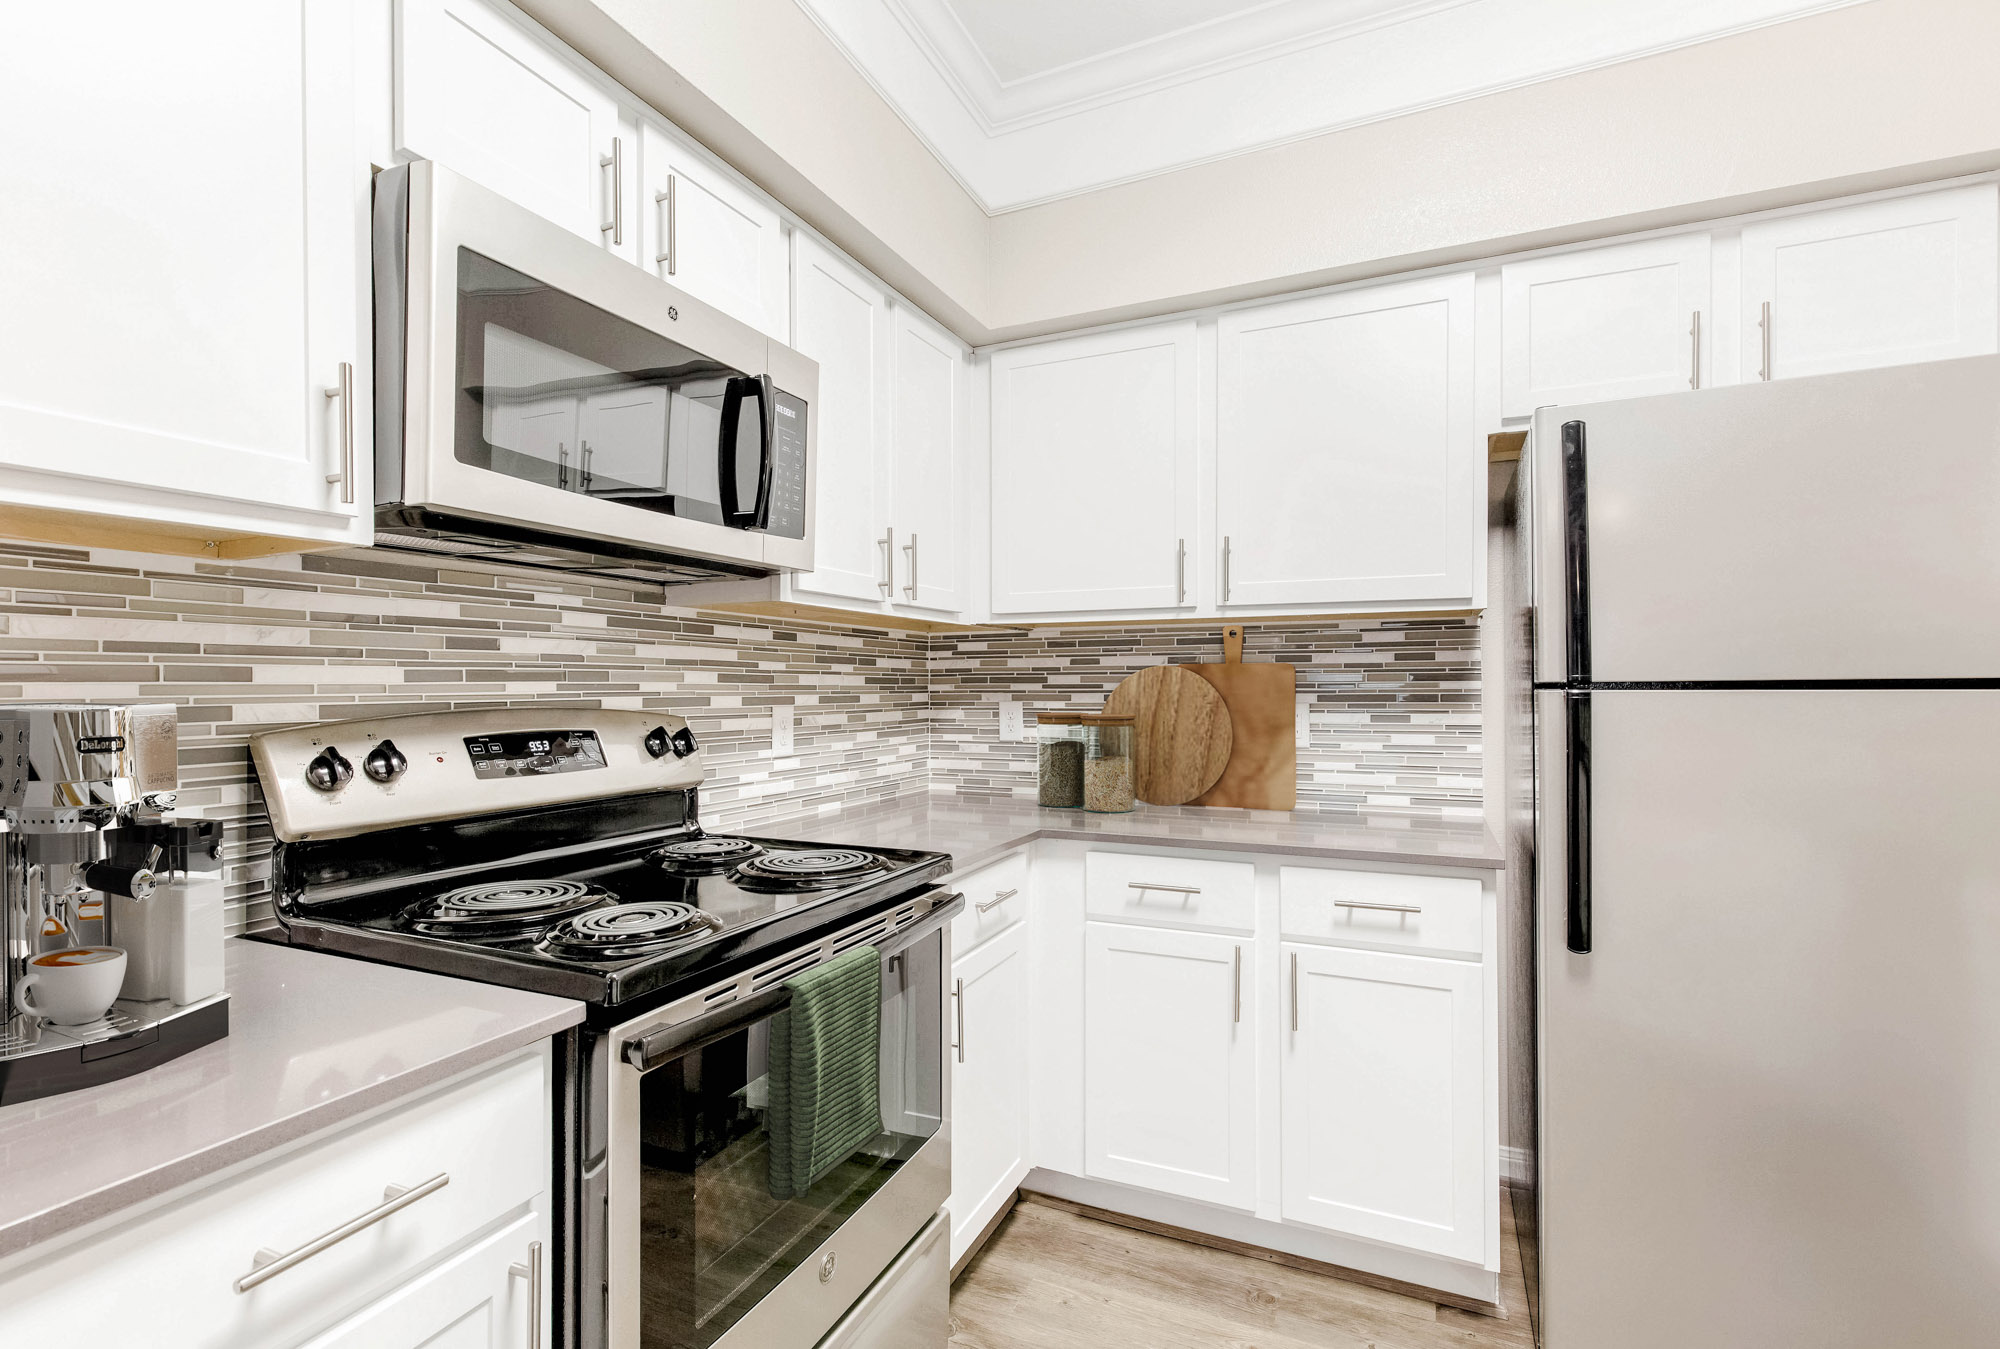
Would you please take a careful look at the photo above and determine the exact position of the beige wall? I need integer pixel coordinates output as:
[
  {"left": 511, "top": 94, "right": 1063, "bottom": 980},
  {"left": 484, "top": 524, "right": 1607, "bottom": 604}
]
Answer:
[{"left": 523, "top": 0, "right": 2000, "bottom": 345}]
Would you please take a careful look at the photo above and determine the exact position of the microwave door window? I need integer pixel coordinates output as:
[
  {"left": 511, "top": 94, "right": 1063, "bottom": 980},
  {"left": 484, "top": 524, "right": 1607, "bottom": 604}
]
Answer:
[{"left": 663, "top": 379, "right": 728, "bottom": 525}]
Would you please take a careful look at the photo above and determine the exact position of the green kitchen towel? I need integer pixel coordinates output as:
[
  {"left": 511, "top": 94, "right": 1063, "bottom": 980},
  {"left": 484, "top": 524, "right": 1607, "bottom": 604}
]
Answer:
[{"left": 767, "top": 944, "right": 883, "bottom": 1200}]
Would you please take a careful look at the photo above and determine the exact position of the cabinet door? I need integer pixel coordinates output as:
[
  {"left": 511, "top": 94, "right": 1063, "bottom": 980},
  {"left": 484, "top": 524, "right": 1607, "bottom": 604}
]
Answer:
[
  {"left": 0, "top": 0, "right": 368, "bottom": 545},
  {"left": 1217, "top": 274, "right": 1479, "bottom": 609},
  {"left": 889, "top": 305, "right": 966, "bottom": 616},
  {"left": 398, "top": 0, "right": 634, "bottom": 261},
  {"left": 301, "top": 1215, "right": 543, "bottom": 1348},
  {"left": 1083, "top": 922, "right": 1254, "bottom": 1210},
  {"left": 990, "top": 323, "right": 1198, "bottom": 616},
  {"left": 1740, "top": 184, "right": 1999, "bottom": 382},
  {"left": 578, "top": 386, "right": 668, "bottom": 493},
  {"left": 950, "top": 925, "right": 1030, "bottom": 1266},
  {"left": 790, "top": 233, "right": 892, "bottom": 604},
  {"left": 1501, "top": 234, "right": 1710, "bottom": 416},
  {"left": 640, "top": 121, "right": 789, "bottom": 339},
  {"left": 1281, "top": 943, "right": 1486, "bottom": 1261}
]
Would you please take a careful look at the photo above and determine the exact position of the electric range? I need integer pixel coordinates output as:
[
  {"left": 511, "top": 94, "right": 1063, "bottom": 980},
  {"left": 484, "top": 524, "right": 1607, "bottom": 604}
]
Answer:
[{"left": 249, "top": 708, "right": 960, "bottom": 1349}]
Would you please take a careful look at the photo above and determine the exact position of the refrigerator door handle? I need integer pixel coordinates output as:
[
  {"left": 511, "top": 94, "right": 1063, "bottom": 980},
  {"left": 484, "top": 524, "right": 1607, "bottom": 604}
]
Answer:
[
  {"left": 1566, "top": 689, "right": 1592, "bottom": 954},
  {"left": 1562, "top": 419, "right": 1591, "bottom": 683}
]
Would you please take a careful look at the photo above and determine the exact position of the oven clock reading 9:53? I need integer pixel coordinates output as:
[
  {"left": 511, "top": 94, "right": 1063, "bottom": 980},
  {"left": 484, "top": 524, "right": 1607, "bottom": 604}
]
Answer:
[{"left": 463, "top": 729, "right": 608, "bottom": 779}]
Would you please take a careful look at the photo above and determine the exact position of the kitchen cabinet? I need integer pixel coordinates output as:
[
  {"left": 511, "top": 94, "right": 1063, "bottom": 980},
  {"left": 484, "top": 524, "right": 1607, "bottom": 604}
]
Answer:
[
  {"left": 949, "top": 922, "right": 1031, "bottom": 1266},
  {"left": 639, "top": 120, "right": 789, "bottom": 340},
  {"left": 1501, "top": 234, "right": 1711, "bottom": 416},
  {"left": 1216, "top": 274, "right": 1480, "bottom": 609},
  {"left": 0, "top": 0, "right": 373, "bottom": 555},
  {"left": 989, "top": 322, "right": 1199, "bottom": 617},
  {"left": 1082, "top": 921, "right": 1255, "bottom": 1210},
  {"left": 300, "top": 1214, "right": 541, "bottom": 1348},
  {"left": 1280, "top": 943, "right": 1486, "bottom": 1262},
  {"left": 1739, "top": 183, "right": 1999, "bottom": 383},
  {"left": 888, "top": 304, "right": 967, "bottom": 614},
  {"left": 399, "top": 0, "right": 637, "bottom": 263}
]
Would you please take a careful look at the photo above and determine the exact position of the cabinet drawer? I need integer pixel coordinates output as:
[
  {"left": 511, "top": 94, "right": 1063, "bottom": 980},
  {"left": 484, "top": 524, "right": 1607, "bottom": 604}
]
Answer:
[
  {"left": 950, "top": 851, "right": 1028, "bottom": 956},
  {"left": 0, "top": 1048, "right": 548, "bottom": 1346},
  {"left": 1086, "top": 851, "right": 1254, "bottom": 932},
  {"left": 1280, "top": 867, "right": 1484, "bottom": 957}
]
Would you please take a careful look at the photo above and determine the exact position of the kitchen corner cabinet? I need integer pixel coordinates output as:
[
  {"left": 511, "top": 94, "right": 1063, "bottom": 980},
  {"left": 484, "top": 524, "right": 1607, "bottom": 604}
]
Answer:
[
  {"left": 1739, "top": 182, "right": 1999, "bottom": 383},
  {"left": 1082, "top": 921, "right": 1256, "bottom": 1210},
  {"left": 0, "top": 0, "right": 373, "bottom": 555},
  {"left": 639, "top": 122, "right": 789, "bottom": 340},
  {"left": 1217, "top": 274, "right": 1481, "bottom": 609},
  {"left": 1501, "top": 234, "right": 1711, "bottom": 417},
  {"left": 989, "top": 323, "right": 1199, "bottom": 617}
]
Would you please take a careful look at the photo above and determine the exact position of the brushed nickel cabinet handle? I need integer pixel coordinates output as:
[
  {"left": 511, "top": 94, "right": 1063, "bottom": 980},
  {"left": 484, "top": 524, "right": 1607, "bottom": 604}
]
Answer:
[
  {"left": 1128, "top": 881, "right": 1200, "bottom": 896},
  {"left": 878, "top": 527, "right": 895, "bottom": 596},
  {"left": 1232, "top": 945, "right": 1242, "bottom": 1024},
  {"left": 323, "top": 361, "right": 354, "bottom": 504},
  {"left": 580, "top": 441, "right": 594, "bottom": 493},
  {"left": 1176, "top": 538, "right": 1186, "bottom": 604},
  {"left": 903, "top": 534, "right": 918, "bottom": 600},
  {"left": 600, "top": 137, "right": 623, "bottom": 245},
  {"left": 1333, "top": 899, "right": 1423, "bottom": 914},
  {"left": 234, "top": 1173, "right": 450, "bottom": 1293},
  {"left": 653, "top": 174, "right": 677, "bottom": 274},
  {"left": 1290, "top": 952, "right": 1299, "bottom": 1033},
  {"left": 557, "top": 443, "right": 570, "bottom": 492},
  {"left": 1221, "top": 536, "right": 1232, "bottom": 602},
  {"left": 1689, "top": 311, "right": 1701, "bottom": 390},
  {"left": 1759, "top": 300, "right": 1772, "bottom": 381},
  {"left": 976, "top": 888, "right": 1016, "bottom": 913},
  {"left": 509, "top": 1239, "right": 543, "bottom": 1349},
  {"left": 953, "top": 976, "right": 965, "bottom": 1063}
]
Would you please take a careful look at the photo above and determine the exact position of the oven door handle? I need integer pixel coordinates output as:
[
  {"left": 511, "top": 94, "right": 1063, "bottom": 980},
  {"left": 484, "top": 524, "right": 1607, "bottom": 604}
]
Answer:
[{"left": 620, "top": 889, "right": 964, "bottom": 1074}]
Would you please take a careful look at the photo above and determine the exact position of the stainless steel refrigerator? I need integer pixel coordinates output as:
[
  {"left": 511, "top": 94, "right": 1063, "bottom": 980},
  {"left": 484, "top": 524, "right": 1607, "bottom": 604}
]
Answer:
[{"left": 1519, "top": 353, "right": 2000, "bottom": 1347}]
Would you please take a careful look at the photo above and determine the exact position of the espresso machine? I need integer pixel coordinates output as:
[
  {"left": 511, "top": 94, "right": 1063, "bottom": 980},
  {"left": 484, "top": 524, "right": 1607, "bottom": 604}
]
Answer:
[{"left": 0, "top": 703, "right": 229, "bottom": 1106}]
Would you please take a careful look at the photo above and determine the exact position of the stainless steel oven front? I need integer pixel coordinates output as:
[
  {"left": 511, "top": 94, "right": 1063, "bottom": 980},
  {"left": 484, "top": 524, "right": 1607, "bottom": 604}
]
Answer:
[
  {"left": 373, "top": 159, "right": 816, "bottom": 582},
  {"left": 583, "top": 888, "right": 957, "bottom": 1349}
]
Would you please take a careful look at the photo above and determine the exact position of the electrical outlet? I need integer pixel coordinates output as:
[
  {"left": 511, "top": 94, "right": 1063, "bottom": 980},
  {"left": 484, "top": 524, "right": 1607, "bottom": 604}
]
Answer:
[
  {"left": 998, "top": 698, "right": 1025, "bottom": 741},
  {"left": 771, "top": 705, "right": 795, "bottom": 756},
  {"left": 1296, "top": 695, "right": 1311, "bottom": 747}
]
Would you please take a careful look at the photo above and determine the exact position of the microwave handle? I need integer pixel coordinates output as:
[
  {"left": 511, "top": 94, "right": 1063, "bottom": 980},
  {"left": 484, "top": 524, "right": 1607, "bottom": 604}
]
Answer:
[{"left": 719, "top": 374, "right": 776, "bottom": 529}]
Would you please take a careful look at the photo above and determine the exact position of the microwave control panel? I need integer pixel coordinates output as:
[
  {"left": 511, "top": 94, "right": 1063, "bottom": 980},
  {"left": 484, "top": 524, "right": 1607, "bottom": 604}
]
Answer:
[{"left": 765, "top": 388, "right": 808, "bottom": 540}]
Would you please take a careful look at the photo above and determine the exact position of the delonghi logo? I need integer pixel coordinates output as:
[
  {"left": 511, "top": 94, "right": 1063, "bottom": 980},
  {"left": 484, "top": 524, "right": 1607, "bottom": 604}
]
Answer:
[{"left": 76, "top": 736, "right": 126, "bottom": 755}]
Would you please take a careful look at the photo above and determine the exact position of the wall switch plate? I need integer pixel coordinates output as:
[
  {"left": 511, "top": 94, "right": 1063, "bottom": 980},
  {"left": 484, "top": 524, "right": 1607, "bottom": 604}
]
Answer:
[
  {"left": 1296, "top": 695, "right": 1311, "bottom": 747},
  {"left": 998, "top": 698, "right": 1025, "bottom": 741},
  {"left": 772, "top": 704, "right": 795, "bottom": 756}
]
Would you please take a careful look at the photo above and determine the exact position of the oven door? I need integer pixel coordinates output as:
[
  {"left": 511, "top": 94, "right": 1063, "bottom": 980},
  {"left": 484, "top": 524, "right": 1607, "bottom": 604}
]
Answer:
[
  {"left": 601, "top": 891, "right": 956, "bottom": 1349},
  {"left": 383, "top": 161, "right": 815, "bottom": 573}
]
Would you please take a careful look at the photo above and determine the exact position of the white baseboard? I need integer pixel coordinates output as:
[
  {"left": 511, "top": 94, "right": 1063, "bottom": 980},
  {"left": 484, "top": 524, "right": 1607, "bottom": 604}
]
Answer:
[{"left": 1501, "top": 1145, "right": 1535, "bottom": 1187}]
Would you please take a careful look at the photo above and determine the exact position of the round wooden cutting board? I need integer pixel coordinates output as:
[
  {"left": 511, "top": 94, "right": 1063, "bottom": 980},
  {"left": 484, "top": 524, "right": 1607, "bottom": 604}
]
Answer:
[{"left": 1102, "top": 664, "right": 1234, "bottom": 805}]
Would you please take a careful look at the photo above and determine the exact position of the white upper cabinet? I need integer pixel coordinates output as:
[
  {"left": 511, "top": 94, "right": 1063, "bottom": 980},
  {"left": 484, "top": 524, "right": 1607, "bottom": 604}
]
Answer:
[
  {"left": 1740, "top": 183, "right": 1999, "bottom": 383},
  {"left": 1281, "top": 943, "right": 1487, "bottom": 1262},
  {"left": 398, "top": 0, "right": 636, "bottom": 262},
  {"left": 0, "top": 0, "right": 370, "bottom": 549},
  {"left": 1083, "top": 922, "right": 1255, "bottom": 1211},
  {"left": 639, "top": 122, "right": 789, "bottom": 339},
  {"left": 1217, "top": 274, "right": 1480, "bottom": 609},
  {"left": 889, "top": 306, "right": 966, "bottom": 615},
  {"left": 1502, "top": 234, "right": 1711, "bottom": 417},
  {"left": 989, "top": 323, "right": 1198, "bottom": 617},
  {"left": 790, "top": 233, "right": 892, "bottom": 604}
]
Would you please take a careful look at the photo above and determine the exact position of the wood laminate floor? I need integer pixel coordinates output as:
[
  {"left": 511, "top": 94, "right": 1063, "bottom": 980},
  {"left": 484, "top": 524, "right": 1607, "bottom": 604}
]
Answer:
[{"left": 950, "top": 1192, "right": 1535, "bottom": 1349}]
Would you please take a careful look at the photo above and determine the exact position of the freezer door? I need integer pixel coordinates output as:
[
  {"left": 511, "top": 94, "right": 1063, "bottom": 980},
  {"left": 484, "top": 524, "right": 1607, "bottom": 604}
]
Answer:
[
  {"left": 1531, "top": 354, "right": 2000, "bottom": 683},
  {"left": 1536, "top": 687, "right": 2000, "bottom": 1348}
]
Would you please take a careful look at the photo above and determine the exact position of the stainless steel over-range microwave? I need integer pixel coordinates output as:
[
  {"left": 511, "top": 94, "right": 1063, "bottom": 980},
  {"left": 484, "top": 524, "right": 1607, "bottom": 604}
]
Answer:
[{"left": 371, "top": 161, "right": 816, "bottom": 583}]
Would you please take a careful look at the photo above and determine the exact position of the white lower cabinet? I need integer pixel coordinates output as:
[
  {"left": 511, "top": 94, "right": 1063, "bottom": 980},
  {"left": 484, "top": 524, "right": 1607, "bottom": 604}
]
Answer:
[
  {"left": 0, "top": 1047, "right": 551, "bottom": 1346},
  {"left": 1280, "top": 943, "right": 1486, "bottom": 1262},
  {"left": 1082, "top": 922, "right": 1256, "bottom": 1210},
  {"left": 949, "top": 923, "right": 1031, "bottom": 1266}
]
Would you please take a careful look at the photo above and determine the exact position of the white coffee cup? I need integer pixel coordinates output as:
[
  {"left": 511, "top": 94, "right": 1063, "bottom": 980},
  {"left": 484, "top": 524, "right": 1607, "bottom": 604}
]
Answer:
[{"left": 14, "top": 946, "right": 127, "bottom": 1025}]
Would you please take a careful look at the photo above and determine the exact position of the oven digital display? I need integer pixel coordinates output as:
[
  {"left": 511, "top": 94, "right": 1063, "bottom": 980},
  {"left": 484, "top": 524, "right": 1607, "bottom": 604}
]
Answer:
[{"left": 464, "top": 729, "right": 606, "bottom": 779}]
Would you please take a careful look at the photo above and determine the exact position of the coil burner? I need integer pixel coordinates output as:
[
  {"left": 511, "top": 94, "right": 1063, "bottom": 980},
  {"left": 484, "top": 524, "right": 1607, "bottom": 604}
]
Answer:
[
  {"left": 405, "top": 879, "right": 613, "bottom": 935},
  {"left": 648, "top": 836, "right": 766, "bottom": 876},
  {"left": 536, "top": 901, "right": 724, "bottom": 960},
  {"left": 730, "top": 848, "right": 892, "bottom": 893}
]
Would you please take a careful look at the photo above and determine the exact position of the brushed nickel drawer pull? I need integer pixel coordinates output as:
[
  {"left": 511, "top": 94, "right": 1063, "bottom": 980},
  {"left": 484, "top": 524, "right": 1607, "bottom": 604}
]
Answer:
[
  {"left": 952, "top": 977, "right": 965, "bottom": 1063},
  {"left": 1333, "top": 899, "right": 1423, "bottom": 915},
  {"left": 600, "top": 136, "right": 623, "bottom": 245},
  {"left": 977, "top": 888, "right": 1017, "bottom": 913},
  {"left": 902, "top": 534, "right": 918, "bottom": 600},
  {"left": 1176, "top": 538, "right": 1187, "bottom": 604},
  {"left": 1688, "top": 310, "right": 1701, "bottom": 390},
  {"left": 509, "top": 1239, "right": 543, "bottom": 1349},
  {"left": 234, "top": 1173, "right": 450, "bottom": 1293},
  {"left": 1290, "top": 952, "right": 1299, "bottom": 1033},
  {"left": 1758, "top": 300, "right": 1772, "bottom": 381},
  {"left": 654, "top": 174, "right": 677, "bottom": 274},
  {"left": 323, "top": 361, "right": 354, "bottom": 504},
  {"left": 1231, "top": 944, "right": 1242, "bottom": 1024},
  {"left": 878, "top": 527, "right": 895, "bottom": 596},
  {"left": 1128, "top": 881, "right": 1200, "bottom": 896}
]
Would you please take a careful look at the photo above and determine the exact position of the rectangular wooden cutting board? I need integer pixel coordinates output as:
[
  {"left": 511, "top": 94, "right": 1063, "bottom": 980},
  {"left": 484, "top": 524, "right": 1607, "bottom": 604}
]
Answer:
[{"left": 1189, "top": 626, "right": 1296, "bottom": 810}]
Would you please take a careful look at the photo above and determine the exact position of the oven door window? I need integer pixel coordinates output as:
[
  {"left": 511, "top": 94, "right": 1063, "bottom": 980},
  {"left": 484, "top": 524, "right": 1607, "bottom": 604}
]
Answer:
[
  {"left": 637, "top": 935, "right": 943, "bottom": 1347},
  {"left": 453, "top": 248, "right": 770, "bottom": 528}
]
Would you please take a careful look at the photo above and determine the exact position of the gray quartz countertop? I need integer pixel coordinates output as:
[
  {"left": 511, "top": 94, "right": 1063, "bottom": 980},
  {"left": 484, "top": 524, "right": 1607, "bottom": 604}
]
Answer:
[
  {"left": 751, "top": 794, "right": 1504, "bottom": 873},
  {"left": 0, "top": 938, "right": 583, "bottom": 1262}
]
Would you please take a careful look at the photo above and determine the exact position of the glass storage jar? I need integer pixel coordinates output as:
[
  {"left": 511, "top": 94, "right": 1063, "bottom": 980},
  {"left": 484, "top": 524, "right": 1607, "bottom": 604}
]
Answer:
[
  {"left": 1081, "top": 714, "right": 1136, "bottom": 814},
  {"left": 1036, "top": 713, "right": 1088, "bottom": 809}
]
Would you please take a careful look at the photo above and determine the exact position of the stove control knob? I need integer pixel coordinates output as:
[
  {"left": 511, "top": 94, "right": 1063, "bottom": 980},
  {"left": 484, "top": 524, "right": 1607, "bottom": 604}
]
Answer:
[
  {"left": 305, "top": 746, "right": 353, "bottom": 792},
  {"left": 670, "top": 727, "right": 698, "bottom": 759},
  {"left": 644, "top": 725, "right": 671, "bottom": 759},
  {"left": 364, "top": 739, "right": 409, "bottom": 784}
]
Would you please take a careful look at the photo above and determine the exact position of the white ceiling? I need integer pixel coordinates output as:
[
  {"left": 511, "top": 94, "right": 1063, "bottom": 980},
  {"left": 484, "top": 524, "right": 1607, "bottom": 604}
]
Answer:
[{"left": 794, "top": 0, "right": 1874, "bottom": 213}]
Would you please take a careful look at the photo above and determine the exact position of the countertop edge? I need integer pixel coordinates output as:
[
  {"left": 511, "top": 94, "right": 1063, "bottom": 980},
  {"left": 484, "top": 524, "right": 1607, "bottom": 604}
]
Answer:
[
  {"left": 944, "top": 823, "right": 1505, "bottom": 874},
  {"left": 0, "top": 1000, "right": 584, "bottom": 1264}
]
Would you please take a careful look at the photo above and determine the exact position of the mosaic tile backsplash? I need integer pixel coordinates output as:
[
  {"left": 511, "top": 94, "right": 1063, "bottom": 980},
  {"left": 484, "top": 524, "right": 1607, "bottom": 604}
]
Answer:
[{"left": 0, "top": 539, "right": 1480, "bottom": 932}]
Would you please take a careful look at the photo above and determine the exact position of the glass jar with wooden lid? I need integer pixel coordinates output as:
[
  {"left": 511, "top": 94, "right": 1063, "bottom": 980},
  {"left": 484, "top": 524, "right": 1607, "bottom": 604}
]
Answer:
[{"left": 1038, "top": 712, "right": 1136, "bottom": 813}]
